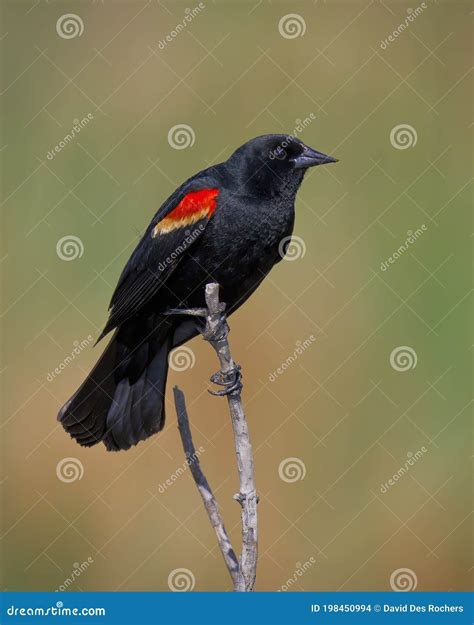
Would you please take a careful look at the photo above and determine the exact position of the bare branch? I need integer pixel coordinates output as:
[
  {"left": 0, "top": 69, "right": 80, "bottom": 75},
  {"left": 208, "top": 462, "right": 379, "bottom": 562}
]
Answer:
[
  {"left": 172, "top": 282, "right": 258, "bottom": 591},
  {"left": 202, "top": 283, "right": 258, "bottom": 591},
  {"left": 173, "top": 386, "right": 244, "bottom": 591}
]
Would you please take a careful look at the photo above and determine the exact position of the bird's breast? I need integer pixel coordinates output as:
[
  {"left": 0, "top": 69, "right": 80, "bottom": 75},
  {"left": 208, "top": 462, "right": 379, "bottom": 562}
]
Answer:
[{"left": 205, "top": 195, "right": 295, "bottom": 275}]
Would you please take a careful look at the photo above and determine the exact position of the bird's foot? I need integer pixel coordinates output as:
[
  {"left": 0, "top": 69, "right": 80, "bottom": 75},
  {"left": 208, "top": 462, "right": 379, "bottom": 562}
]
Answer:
[{"left": 209, "top": 365, "right": 242, "bottom": 396}]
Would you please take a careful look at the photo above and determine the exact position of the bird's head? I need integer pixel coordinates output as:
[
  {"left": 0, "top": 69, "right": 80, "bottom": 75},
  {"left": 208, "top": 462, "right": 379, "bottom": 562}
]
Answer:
[{"left": 226, "top": 134, "right": 338, "bottom": 197}]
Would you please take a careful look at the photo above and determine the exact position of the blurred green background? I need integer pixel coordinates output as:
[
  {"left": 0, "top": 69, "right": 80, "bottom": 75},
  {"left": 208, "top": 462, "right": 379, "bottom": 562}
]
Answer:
[{"left": 1, "top": 0, "right": 472, "bottom": 592}]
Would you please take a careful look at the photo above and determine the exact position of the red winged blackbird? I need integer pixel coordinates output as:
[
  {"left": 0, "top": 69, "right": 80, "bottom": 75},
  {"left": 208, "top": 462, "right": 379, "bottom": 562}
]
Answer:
[{"left": 58, "top": 134, "right": 337, "bottom": 451}]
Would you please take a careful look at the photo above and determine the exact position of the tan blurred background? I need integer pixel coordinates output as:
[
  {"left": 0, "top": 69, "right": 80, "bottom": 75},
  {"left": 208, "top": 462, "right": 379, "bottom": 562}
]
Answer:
[{"left": 1, "top": 0, "right": 472, "bottom": 592}]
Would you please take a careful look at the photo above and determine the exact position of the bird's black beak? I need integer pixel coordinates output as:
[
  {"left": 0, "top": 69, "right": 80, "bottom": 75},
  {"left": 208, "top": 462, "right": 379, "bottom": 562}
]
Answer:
[{"left": 292, "top": 145, "right": 338, "bottom": 169}]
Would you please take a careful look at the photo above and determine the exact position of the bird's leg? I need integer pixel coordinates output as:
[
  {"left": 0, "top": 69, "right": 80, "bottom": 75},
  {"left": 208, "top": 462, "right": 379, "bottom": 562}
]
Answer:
[
  {"left": 209, "top": 364, "right": 242, "bottom": 396},
  {"left": 204, "top": 310, "right": 243, "bottom": 396},
  {"left": 166, "top": 300, "right": 242, "bottom": 396}
]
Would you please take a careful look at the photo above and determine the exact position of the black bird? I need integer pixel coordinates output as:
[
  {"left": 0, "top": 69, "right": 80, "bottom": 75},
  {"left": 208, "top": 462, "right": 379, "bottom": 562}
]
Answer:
[{"left": 58, "top": 134, "right": 337, "bottom": 451}]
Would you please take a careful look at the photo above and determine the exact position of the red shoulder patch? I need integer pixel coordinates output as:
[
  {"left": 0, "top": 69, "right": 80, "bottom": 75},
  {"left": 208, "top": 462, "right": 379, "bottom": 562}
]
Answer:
[{"left": 152, "top": 188, "right": 220, "bottom": 237}]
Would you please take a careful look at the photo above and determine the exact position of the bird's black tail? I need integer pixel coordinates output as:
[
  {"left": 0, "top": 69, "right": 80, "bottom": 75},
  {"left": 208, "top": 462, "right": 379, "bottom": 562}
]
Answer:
[{"left": 58, "top": 317, "right": 172, "bottom": 451}]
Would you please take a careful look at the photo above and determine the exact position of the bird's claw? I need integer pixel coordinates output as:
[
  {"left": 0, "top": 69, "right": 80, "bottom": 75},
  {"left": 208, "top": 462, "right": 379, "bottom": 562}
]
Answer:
[{"left": 209, "top": 365, "right": 242, "bottom": 396}]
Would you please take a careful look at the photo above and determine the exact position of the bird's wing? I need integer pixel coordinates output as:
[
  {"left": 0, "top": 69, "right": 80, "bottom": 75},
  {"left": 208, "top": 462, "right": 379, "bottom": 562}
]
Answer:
[{"left": 100, "top": 182, "right": 220, "bottom": 337}]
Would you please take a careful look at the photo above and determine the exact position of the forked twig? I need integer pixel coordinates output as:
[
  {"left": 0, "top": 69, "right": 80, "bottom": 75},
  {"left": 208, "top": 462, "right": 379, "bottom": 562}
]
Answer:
[{"left": 172, "top": 283, "right": 258, "bottom": 591}]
